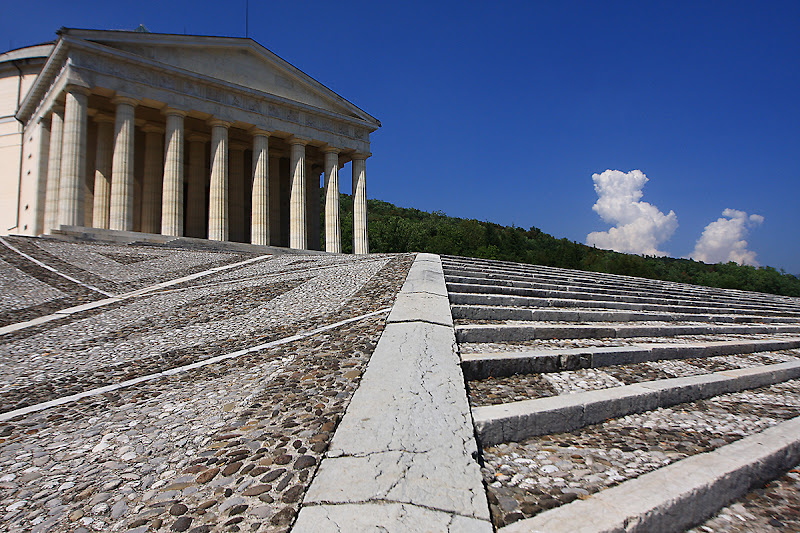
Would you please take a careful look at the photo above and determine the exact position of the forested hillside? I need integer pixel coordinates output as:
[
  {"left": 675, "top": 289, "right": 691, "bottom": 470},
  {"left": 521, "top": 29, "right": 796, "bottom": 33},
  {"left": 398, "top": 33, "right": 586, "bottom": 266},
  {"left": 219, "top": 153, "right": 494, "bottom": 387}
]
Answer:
[{"left": 329, "top": 194, "right": 800, "bottom": 297}]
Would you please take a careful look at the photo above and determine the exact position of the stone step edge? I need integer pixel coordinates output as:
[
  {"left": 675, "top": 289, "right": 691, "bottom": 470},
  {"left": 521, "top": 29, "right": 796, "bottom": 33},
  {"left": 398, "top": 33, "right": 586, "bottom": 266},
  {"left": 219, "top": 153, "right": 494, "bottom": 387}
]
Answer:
[
  {"left": 444, "top": 268, "right": 800, "bottom": 309},
  {"left": 447, "top": 282, "right": 800, "bottom": 316},
  {"left": 451, "top": 304, "right": 799, "bottom": 324},
  {"left": 449, "top": 292, "right": 797, "bottom": 318},
  {"left": 473, "top": 360, "right": 800, "bottom": 446},
  {"left": 441, "top": 257, "right": 800, "bottom": 305},
  {"left": 498, "top": 415, "right": 800, "bottom": 533},
  {"left": 445, "top": 272, "right": 799, "bottom": 311},
  {"left": 461, "top": 338, "right": 800, "bottom": 380},
  {"left": 294, "top": 253, "right": 493, "bottom": 532},
  {"left": 455, "top": 323, "right": 800, "bottom": 343}
]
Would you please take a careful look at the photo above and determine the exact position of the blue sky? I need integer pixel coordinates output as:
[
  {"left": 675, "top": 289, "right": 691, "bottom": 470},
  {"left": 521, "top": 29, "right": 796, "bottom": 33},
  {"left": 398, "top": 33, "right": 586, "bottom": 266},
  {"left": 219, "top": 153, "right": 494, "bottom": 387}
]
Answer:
[{"left": 3, "top": 1, "right": 799, "bottom": 273}]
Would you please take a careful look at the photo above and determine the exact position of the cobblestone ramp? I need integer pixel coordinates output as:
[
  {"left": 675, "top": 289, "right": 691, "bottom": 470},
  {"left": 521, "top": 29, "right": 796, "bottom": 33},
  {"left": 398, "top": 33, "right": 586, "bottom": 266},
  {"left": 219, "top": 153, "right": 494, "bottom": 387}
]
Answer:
[
  {"left": 0, "top": 237, "right": 414, "bottom": 532},
  {"left": 442, "top": 255, "right": 800, "bottom": 532}
]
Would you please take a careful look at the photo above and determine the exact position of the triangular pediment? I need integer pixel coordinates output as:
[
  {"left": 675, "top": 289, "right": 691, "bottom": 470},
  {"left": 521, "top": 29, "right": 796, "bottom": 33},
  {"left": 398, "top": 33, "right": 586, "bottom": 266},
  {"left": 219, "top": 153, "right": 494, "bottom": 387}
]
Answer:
[{"left": 61, "top": 29, "right": 378, "bottom": 126}]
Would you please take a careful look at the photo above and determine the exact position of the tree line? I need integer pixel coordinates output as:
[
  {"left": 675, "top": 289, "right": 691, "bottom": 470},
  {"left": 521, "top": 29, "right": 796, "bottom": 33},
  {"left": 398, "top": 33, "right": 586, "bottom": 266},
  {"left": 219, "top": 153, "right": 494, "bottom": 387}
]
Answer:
[{"left": 327, "top": 194, "right": 800, "bottom": 297}]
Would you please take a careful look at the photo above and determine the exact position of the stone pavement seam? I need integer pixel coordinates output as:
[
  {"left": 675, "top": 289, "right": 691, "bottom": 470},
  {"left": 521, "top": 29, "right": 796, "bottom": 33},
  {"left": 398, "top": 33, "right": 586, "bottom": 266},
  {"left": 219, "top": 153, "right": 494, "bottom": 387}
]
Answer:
[
  {"left": 0, "top": 253, "right": 272, "bottom": 336},
  {"left": 0, "top": 307, "right": 391, "bottom": 423},
  {"left": 0, "top": 235, "right": 113, "bottom": 296}
]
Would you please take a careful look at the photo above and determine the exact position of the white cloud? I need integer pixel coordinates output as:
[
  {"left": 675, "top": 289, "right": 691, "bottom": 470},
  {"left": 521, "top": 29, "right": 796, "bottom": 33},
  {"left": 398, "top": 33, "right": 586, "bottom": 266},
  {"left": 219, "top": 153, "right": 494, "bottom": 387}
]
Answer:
[
  {"left": 690, "top": 208, "right": 764, "bottom": 266},
  {"left": 586, "top": 169, "right": 678, "bottom": 256}
]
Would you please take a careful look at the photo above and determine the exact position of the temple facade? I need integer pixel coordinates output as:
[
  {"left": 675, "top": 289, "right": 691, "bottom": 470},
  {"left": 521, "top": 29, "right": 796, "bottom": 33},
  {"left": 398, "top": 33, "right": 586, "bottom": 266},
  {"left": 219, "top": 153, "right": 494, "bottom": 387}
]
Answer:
[{"left": 0, "top": 28, "right": 380, "bottom": 252}]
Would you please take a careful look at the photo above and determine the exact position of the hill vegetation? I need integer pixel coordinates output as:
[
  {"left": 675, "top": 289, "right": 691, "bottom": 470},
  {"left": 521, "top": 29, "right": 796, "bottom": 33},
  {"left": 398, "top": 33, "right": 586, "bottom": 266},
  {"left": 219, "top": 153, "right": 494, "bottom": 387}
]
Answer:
[{"left": 330, "top": 194, "right": 800, "bottom": 297}]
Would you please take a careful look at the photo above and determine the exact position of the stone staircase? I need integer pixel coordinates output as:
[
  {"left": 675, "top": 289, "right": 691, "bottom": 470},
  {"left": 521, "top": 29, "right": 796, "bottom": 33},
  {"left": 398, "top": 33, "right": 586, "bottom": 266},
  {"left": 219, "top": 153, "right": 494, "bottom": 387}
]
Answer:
[
  {"left": 40, "top": 225, "right": 326, "bottom": 255},
  {"left": 442, "top": 255, "right": 800, "bottom": 532}
]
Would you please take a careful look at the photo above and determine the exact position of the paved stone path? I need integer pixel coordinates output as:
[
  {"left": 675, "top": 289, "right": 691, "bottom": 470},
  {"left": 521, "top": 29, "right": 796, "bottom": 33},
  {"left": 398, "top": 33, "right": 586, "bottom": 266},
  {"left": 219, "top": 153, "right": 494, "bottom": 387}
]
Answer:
[
  {"left": 0, "top": 236, "right": 413, "bottom": 532},
  {"left": 7, "top": 239, "right": 800, "bottom": 532}
]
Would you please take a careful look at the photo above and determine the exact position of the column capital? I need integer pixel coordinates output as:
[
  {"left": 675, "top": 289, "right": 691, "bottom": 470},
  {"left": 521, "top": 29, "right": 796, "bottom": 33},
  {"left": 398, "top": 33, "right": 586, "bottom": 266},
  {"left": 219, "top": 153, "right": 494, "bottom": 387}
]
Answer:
[
  {"left": 321, "top": 145, "right": 341, "bottom": 155},
  {"left": 64, "top": 83, "right": 91, "bottom": 96},
  {"left": 288, "top": 136, "right": 310, "bottom": 146},
  {"left": 351, "top": 151, "right": 372, "bottom": 161},
  {"left": 208, "top": 118, "right": 232, "bottom": 128},
  {"left": 93, "top": 113, "right": 115, "bottom": 124},
  {"left": 141, "top": 123, "right": 165, "bottom": 134},
  {"left": 111, "top": 94, "right": 139, "bottom": 107},
  {"left": 187, "top": 132, "right": 210, "bottom": 143},
  {"left": 162, "top": 107, "right": 188, "bottom": 118},
  {"left": 250, "top": 127, "right": 271, "bottom": 137}
]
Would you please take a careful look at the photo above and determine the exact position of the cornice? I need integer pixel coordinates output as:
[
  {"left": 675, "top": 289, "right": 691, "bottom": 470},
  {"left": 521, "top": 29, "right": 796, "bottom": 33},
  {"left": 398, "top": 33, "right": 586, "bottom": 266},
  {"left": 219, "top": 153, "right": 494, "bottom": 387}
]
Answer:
[
  {"left": 63, "top": 33, "right": 379, "bottom": 129},
  {"left": 60, "top": 28, "right": 381, "bottom": 127},
  {"left": 17, "top": 34, "right": 377, "bottom": 152}
]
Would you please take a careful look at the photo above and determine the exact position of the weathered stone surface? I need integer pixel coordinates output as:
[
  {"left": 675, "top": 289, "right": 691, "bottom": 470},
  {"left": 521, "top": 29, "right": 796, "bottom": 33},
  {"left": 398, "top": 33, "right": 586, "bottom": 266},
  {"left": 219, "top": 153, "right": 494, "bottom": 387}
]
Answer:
[
  {"left": 298, "top": 254, "right": 491, "bottom": 527},
  {"left": 396, "top": 253, "right": 449, "bottom": 297},
  {"left": 386, "top": 291, "right": 453, "bottom": 327},
  {"left": 304, "top": 322, "right": 487, "bottom": 518},
  {"left": 293, "top": 502, "right": 493, "bottom": 533}
]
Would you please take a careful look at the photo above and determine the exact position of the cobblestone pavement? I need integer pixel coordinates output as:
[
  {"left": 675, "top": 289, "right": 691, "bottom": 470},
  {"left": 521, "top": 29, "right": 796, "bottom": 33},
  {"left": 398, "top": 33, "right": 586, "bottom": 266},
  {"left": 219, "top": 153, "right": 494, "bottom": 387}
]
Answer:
[
  {"left": 0, "top": 238, "right": 414, "bottom": 532},
  {"left": 0, "top": 236, "right": 258, "bottom": 327},
  {"left": 480, "top": 380, "right": 800, "bottom": 528}
]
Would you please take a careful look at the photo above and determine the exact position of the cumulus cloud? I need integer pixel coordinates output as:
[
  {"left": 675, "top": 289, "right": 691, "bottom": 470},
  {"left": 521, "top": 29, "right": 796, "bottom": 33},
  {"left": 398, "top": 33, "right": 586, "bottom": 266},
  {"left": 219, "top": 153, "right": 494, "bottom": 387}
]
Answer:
[
  {"left": 690, "top": 208, "right": 764, "bottom": 266},
  {"left": 586, "top": 169, "right": 678, "bottom": 256}
]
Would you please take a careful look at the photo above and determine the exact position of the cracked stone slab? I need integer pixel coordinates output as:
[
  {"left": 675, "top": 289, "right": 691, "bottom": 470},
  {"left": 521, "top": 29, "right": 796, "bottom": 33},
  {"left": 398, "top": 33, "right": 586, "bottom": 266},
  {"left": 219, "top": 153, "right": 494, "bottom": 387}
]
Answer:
[
  {"left": 387, "top": 291, "right": 453, "bottom": 327},
  {"left": 397, "top": 253, "right": 449, "bottom": 297},
  {"left": 293, "top": 502, "right": 493, "bottom": 533},
  {"left": 297, "top": 254, "right": 491, "bottom": 529},
  {"left": 305, "top": 322, "right": 488, "bottom": 519}
]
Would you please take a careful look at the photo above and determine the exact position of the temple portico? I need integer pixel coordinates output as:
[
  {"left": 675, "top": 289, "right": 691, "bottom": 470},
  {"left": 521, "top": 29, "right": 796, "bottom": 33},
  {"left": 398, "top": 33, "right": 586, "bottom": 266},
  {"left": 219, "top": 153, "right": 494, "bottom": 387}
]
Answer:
[{"left": 4, "top": 28, "right": 380, "bottom": 252}]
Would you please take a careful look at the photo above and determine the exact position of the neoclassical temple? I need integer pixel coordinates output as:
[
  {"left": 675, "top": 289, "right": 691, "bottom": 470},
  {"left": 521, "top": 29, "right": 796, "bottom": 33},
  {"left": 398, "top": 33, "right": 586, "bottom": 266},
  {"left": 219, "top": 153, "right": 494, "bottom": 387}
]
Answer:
[{"left": 0, "top": 28, "right": 380, "bottom": 252}]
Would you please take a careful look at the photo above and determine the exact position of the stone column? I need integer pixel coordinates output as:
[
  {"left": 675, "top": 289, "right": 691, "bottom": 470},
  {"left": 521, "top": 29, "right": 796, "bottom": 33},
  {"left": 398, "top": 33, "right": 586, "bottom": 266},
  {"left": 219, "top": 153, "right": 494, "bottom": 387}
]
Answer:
[
  {"left": 161, "top": 109, "right": 186, "bottom": 236},
  {"left": 109, "top": 95, "right": 138, "bottom": 231},
  {"left": 58, "top": 86, "right": 90, "bottom": 227},
  {"left": 186, "top": 133, "right": 208, "bottom": 238},
  {"left": 140, "top": 124, "right": 164, "bottom": 234},
  {"left": 91, "top": 114, "right": 114, "bottom": 229},
  {"left": 352, "top": 153, "right": 369, "bottom": 254},
  {"left": 208, "top": 119, "right": 230, "bottom": 241},
  {"left": 229, "top": 141, "right": 246, "bottom": 242},
  {"left": 250, "top": 130, "right": 270, "bottom": 245},
  {"left": 323, "top": 148, "right": 341, "bottom": 253},
  {"left": 289, "top": 138, "right": 308, "bottom": 250},
  {"left": 44, "top": 105, "right": 64, "bottom": 232}
]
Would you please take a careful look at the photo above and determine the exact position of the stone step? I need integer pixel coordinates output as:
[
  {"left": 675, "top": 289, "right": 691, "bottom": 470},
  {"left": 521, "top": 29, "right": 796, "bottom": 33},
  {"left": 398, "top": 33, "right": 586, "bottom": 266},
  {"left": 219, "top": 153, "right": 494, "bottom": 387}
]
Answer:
[
  {"left": 444, "top": 271, "right": 800, "bottom": 313},
  {"left": 497, "top": 416, "right": 800, "bottom": 533},
  {"left": 455, "top": 323, "right": 800, "bottom": 343},
  {"left": 451, "top": 304, "right": 799, "bottom": 325},
  {"left": 443, "top": 262, "right": 800, "bottom": 307},
  {"left": 47, "top": 225, "right": 323, "bottom": 255},
  {"left": 461, "top": 338, "right": 800, "bottom": 380},
  {"left": 689, "top": 465, "right": 800, "bottom": 532},
  {"left": 447, "top": 282, "right": 800, "bottom": 317},
  {"left": 449, "top": 292, "right": 800, "bottom": 318},
  {"left": 473, "top": 360, "right": 800, "bottom": 446},
  {"left": 442, "top": 256, "right": 800, "bottom": 307}
]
